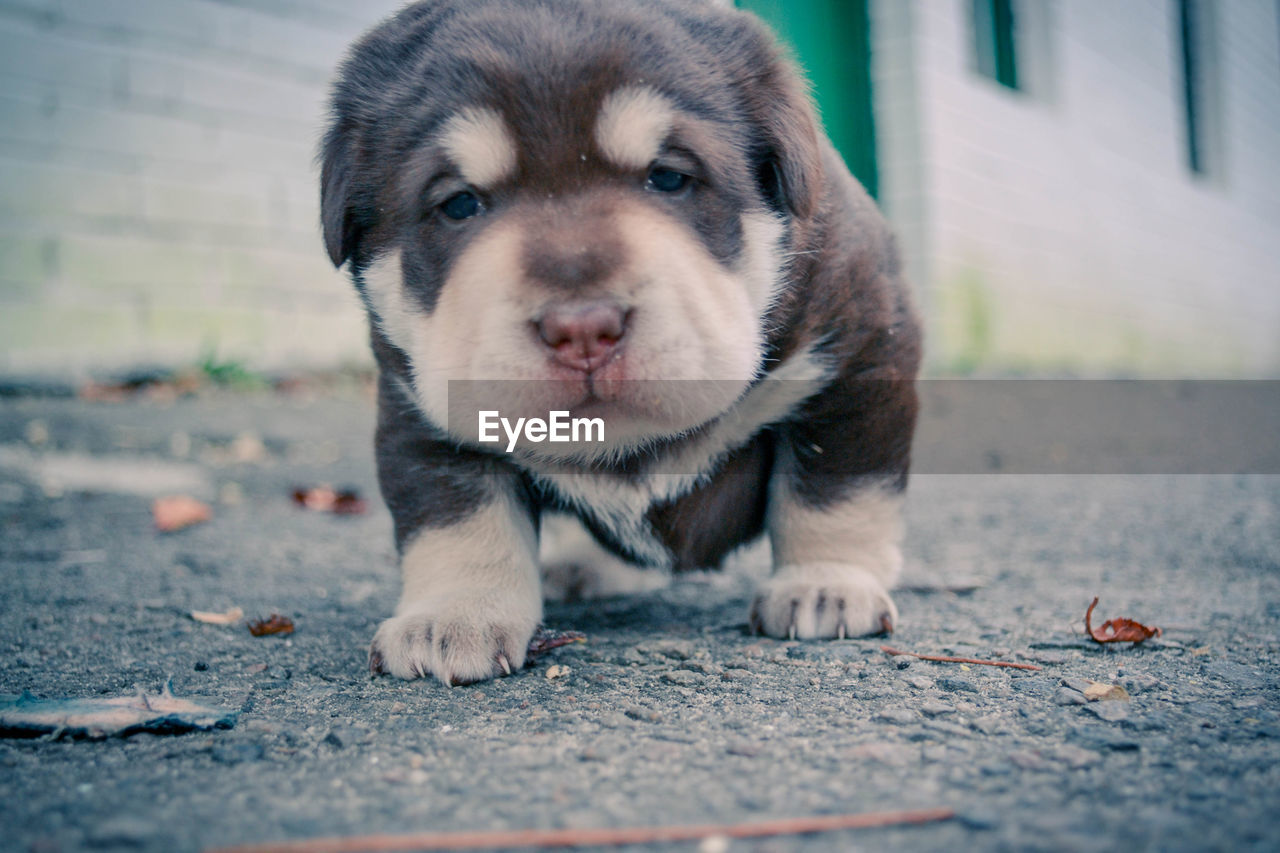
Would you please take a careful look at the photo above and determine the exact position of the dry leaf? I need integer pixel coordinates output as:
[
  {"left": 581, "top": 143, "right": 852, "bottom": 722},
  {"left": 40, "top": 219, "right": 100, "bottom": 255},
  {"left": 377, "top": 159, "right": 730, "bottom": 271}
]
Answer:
[
  {"left": 153, "top": 495, "right": 212, "bottom": 532},
  {"left": 1085, "top": 597, "right": 1162, "bottom": 644},
  {"left": 191, "top": 606, "right": 244, "bottom": 626},
  {"left": 1082, "top": 681, "right": 1130, "bottom": 702},
  {"left": 291, "top": 485, "right": 367, "bottom": 515},
  {"left": 0, "top": 685, "right": 236, "bottom": 739},
  {"left": 247, "top": 614, "right": 294, "bottom": 637}
]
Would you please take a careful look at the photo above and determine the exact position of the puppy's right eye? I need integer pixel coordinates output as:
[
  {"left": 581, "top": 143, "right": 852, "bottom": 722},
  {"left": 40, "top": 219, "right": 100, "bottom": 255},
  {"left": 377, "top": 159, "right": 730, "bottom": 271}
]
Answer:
[{"left": 440, "top": 191, "right": 482, "bottom": 221}]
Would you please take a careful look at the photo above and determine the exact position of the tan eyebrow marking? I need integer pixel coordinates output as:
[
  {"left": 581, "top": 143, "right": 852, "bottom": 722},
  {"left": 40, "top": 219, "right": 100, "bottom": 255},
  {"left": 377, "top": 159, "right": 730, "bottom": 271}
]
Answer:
[
  {"left": 595, "top": 86, "right": 675, "bottom": 170},
  {"left": 439, "top": 106, "right": 517, "bottom": 187}
]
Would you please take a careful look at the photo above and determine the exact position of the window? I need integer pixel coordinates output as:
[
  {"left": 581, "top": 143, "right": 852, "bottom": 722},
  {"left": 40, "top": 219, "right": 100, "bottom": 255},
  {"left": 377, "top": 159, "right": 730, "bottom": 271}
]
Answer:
[
  {"left": 1177, "top": 0, "right": 1223, "bottom": 178},
  {"left": 974, "top": 0, "right": 1019, "bottom": 90}
]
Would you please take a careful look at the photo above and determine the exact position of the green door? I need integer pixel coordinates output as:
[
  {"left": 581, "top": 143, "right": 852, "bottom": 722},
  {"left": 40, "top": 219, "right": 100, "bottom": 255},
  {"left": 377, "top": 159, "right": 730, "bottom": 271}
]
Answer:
[{"left": 736, "top": 0, "right": 879, "bottom": 200}]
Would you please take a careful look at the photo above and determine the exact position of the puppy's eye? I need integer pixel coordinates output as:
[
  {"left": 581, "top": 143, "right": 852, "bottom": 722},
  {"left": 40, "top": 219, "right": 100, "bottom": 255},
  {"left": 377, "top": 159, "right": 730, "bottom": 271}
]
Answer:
[
  {"left": 646, "top": 167, "right": 690, "bottom": 194},
  {"left": 440, "top": 191, "right": 483, "bottom": 221}
]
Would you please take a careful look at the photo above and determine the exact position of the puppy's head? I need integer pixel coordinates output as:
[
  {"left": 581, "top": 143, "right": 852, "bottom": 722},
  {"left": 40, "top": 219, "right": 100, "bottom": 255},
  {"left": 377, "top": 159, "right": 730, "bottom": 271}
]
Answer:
[{"left": 322, "top": 0, "right": 822, "bottom": 458}]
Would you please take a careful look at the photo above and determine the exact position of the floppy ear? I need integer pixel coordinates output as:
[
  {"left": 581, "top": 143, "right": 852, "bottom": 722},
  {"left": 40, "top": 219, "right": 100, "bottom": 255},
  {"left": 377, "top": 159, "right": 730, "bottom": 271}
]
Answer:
[
  {"left": 320, "top": 119, "right": 358, "bottom": 268},
  {"left": 735, "top": 22, "right": 824, "bottom": 220}
]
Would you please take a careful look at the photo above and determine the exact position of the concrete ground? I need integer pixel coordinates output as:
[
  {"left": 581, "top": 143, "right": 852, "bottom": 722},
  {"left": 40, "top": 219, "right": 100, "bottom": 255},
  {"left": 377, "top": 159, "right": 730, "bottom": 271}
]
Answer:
[{"left": 0, "top": 387, "right": 1277, "bottom": 852}]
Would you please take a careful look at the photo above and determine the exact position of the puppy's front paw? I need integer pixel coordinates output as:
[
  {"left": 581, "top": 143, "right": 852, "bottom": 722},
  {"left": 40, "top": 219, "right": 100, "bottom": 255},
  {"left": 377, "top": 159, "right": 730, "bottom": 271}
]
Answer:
[
  {"left": 749, "top": 563, "right": 897, "bottom": 640},
  {"left": 369, "top": 597, "right": 538, "bottom": 686}
]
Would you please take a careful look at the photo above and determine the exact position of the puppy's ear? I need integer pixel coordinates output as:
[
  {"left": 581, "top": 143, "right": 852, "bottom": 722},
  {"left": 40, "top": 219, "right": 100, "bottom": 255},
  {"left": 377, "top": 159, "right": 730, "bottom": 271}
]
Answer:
[
  {"left": 737, "top": 25, "right": 824, "bottom": 220},
  {"left": 320, "top": 119, "right": 358, "bottom": 268}
]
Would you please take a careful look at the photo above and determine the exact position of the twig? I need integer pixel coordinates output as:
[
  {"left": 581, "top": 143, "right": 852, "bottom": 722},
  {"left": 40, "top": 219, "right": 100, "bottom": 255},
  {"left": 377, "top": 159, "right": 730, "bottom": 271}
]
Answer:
[
  {"left": 207, "top": 808, "right": 955, "bottom": 853},
  {"left": 880, "top": 645, "right": 1041, "bottom": 671}
]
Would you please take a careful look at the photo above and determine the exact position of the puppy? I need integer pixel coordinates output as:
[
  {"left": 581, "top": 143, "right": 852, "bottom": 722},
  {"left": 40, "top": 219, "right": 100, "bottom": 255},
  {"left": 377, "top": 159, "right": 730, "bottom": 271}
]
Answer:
[{"left": 320, "top": 0, "right": 921, "bottom": 685}]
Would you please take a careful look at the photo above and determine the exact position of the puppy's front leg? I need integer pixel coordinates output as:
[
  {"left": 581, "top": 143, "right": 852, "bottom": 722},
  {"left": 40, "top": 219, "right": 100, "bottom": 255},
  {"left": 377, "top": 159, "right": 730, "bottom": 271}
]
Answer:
[
  {"left": 750, "top": 377, "right": 916, "bottom": 639},
  {"left": 752, "top": 473, "right": 903, "bottom": 639},
  {"left": 368, "top": 389, "right": 541, "bottom": 684},
  {"left": 370, "top": 486, "right": 541, "bottom": 685}
]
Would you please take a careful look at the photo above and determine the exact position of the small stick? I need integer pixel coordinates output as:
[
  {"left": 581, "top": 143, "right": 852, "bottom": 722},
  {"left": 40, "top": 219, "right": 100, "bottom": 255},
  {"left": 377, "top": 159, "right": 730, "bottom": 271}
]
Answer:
[
  {"left": 880, "top": 645, "right": 1041, "bottom": 671},
  {"left": 207, "top": 808, "right": 955, "bottom": 853}
]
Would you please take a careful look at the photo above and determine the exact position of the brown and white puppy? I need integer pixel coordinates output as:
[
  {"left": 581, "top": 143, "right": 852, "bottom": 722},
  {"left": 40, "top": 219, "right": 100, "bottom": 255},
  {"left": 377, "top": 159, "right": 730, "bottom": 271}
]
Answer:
[{"left": 320, "top": 0, "right": 921, "bottom": 685}]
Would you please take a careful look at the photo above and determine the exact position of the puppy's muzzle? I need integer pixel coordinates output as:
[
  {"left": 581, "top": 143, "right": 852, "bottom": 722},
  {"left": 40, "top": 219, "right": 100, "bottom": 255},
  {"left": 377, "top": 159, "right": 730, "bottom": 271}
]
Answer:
[{"left": 535, "top": 300, "right": 630, "bottom": 373}]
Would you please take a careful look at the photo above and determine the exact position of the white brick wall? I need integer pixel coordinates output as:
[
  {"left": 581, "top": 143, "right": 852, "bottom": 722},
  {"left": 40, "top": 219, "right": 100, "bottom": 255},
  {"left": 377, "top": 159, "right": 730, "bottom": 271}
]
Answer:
[
  {"left": 879, "top": 0, "right": 1280, "bottom": 376},
  {"left": 0, "top": 0, "right": 405, "bottom": 377},
  {"left": 5, "top": 0, "right": 1277, "bottom": 378}
]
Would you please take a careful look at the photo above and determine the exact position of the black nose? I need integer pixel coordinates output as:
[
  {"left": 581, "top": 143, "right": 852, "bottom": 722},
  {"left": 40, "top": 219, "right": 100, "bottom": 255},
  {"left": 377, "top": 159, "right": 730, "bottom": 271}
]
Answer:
[{"left": 536, "top": 301, "right": 629, "bottom": 373}]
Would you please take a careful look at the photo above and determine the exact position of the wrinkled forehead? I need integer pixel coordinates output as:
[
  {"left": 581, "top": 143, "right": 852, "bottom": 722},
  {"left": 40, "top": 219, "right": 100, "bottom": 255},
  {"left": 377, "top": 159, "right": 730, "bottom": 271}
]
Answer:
[{"left": 399, "top": 30, "right": 746, "bottom": 194}]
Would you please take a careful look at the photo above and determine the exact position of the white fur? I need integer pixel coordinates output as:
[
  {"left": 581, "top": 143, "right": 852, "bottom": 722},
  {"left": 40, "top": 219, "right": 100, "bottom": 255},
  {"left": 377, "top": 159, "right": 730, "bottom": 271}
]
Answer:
[
  {"left": 595, "top": 87, "right": 674, "bottom": 170},
  {"left": 360, "top": 252, "right": 420, "bottom": 359},
  {"left": 738, "top": 211, "right": 788, "bottom": 316},
  {"left": 539, "top": 513, "right": 669, "bottom": 600},
  {"left": 440, "top": 106, "right": 517, "bottom": 188},
  {"left": 752, "top": 471, "right": 905, "bottom": 639},
  {"left": 370, "top": 492, "right": 542, "bottom": 684}
]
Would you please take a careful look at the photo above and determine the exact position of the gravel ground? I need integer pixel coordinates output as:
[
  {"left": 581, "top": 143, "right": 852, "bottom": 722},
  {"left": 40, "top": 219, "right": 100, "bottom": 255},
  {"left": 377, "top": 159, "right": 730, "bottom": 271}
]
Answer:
[{"left": 0, "top": 389, "right": 1278, "bottom": 853}]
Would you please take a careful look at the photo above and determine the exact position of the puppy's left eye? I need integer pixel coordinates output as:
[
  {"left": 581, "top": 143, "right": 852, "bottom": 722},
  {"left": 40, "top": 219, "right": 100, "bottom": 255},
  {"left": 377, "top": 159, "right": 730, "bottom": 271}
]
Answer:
[
  {"left": 646, "top": 167, "right": 690, "bottom": 194},
  {"left": 440, "top": 191, "right": 483, "bottom": 221}
]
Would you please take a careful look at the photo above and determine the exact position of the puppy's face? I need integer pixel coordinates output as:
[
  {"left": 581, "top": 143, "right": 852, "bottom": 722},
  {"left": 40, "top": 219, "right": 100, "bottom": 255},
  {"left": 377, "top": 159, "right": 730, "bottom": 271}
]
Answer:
[{"left": 323, "top": 1, "right": 821, "bottom": 458}]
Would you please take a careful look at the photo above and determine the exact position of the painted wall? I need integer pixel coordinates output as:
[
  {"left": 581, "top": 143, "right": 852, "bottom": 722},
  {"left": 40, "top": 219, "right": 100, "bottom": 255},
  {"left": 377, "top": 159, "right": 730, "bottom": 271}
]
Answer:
[
  {"left": 0, "top": 0, "right": 403, "bottom": 378},
  {"left": 879, "top": 0, "right": 1280, "bottom": 376},
  {"left": 3, "top": 0, "right": 1277, "bottom": 379}
]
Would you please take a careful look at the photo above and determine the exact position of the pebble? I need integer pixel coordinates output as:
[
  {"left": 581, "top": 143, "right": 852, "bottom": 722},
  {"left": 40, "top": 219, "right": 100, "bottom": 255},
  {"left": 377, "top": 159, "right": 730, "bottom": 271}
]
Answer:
[
  {"left": 1084, "top": 702, "right": 1130, "bottom": 723},
  {"left": 662, "top": 670, "right": 704, "bottom": 687},
  {"left": 1055, "top": 687, "right": 1088, "bottom": 706},
  {"left": 969, "top": 716, "right": 1005, "bottom": 735},
  {"left": 685, "top": 661, "right": 724, "bottom": 676},
  {"left": 874, "top": 708, "right": 918, "bottom": 725},
  {"left": 1120, "top": 712, "right": 1169, "bottom": 732},
  {"left": 1008, "top": 749, "right": 1050, "bottom": 771},
  {"left": 324, "top": 727, "right": 365, "bottom": 748},
  {"left": 1027, "top": 650, "right": 1069, "bottom": 665},
  {"left": 624, "top": 706, "right": 662, "bottom": 723},
  {"left": 936, "top": 676, "right": 979, "bottom": 694},
  {"left": 919, "top": 701, "right": 955, "bottom": 717},
  {"left": 1121, "top": 672, "right": 1160, "bottom": 694},
  {"left": 639, "top": 640, "right": 695, "bottom": 661},
  {"left": 725, "top": 741, "right": 763, "bottom": 757},
  {"left": 907, "top": 675, "right": 935, "bottom": 690},
  {"left": 923, "top": 720, "right": 971, "bottom": 738},
  {"left": 1061, "top": 677, "right": 1093, "bottom": 693}
]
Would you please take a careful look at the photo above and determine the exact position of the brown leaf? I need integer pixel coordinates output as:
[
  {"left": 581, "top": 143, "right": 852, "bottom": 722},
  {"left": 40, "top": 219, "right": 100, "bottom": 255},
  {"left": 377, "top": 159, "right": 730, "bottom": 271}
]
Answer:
[
  {"left": 247, "top": 614, "right": 295, "bottom": 637},
  {"left": 1085, "top": 597, "right": 1162, "bottom": 644},
  {"left": 153, "top": 495, "right": 212, "bottom": 532},
  {"left": 191, "top": 606, "right": 244, "bottom": 626},
  {"left": 291, "top": 485, "right": 367, "bottom": 516}
]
